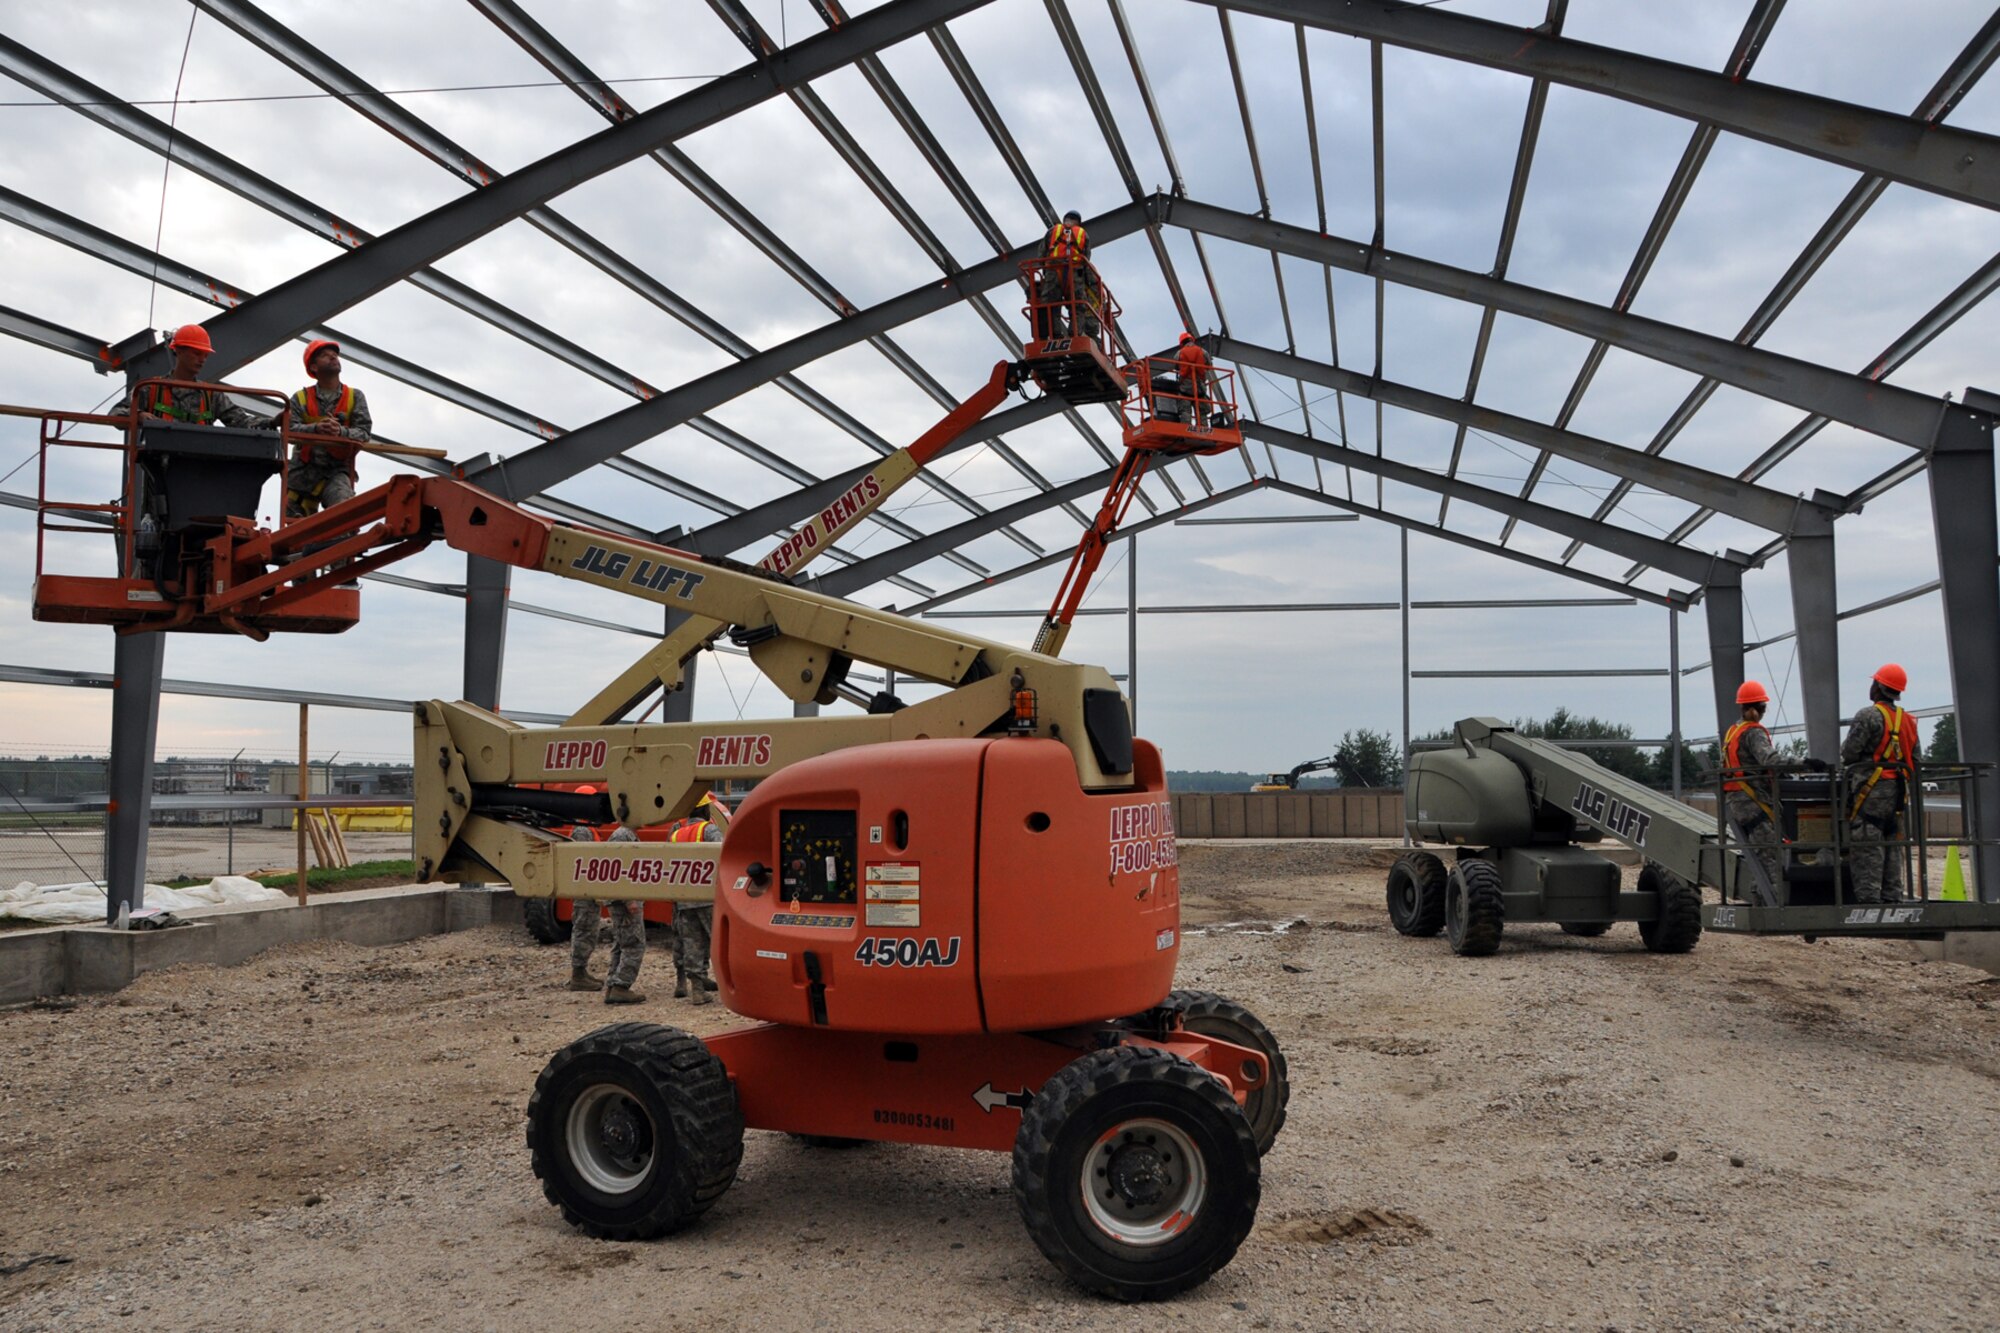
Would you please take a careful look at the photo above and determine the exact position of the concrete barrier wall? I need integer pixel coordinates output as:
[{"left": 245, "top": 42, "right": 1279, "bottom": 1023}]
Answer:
[
  {"left": 1171, "top": 790, "right": 1964, "bottom": 840},
  {"left": 1171, "top": 790, "right": 1403, "bottom": 838}
]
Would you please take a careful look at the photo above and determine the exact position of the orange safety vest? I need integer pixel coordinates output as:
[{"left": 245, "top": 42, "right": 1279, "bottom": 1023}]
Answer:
[
  {"left": 1851, "top": 702, "right": 1919, "bottom": 813},
  {"left": 669, "top": 819, "right": 714, "bottom": 843},
  {"left": 1176, "top": 342, "right": 1209, "bottom": 373},
  {"left": 138, "top": 383, "right": 218, "bottom": 424},
  {"left": 292, "top": 384, "right": 358, "bottom": 466},
  {"left": 1045, "top": 223, "right": 1087, "bottom": 261},
  {"left": 1722, "top": 720, "right": 1769, "bottom": 798}
]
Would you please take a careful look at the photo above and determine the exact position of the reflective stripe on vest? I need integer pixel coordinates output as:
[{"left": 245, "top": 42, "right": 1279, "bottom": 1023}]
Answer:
[
  {"left": 1850, "top": 702, "right": 1919, "bottom": 815},
  {"left": 294, "top": 384, "right": 355, "bottom": 424},
  {"left": 1723, "top": 721, "right": 1768, "bottom": 798},
  {"left": 669, "top": 820, "right": 711, "bottom": 843},
  {"left": 1045, "top": 223, "right": 1087, "bottom": 261},
  {"left": 143, "top": 384, "right": 216, "bottom": 424}
]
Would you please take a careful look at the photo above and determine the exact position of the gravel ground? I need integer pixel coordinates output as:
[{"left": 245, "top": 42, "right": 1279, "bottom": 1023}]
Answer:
[{"left": 3, "top": 840, "right": 1998, "bottom": 1331}]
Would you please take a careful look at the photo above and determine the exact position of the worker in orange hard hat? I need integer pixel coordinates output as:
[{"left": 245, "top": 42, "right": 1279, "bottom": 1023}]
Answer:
[
  {"left": 564, "top": 783, "right": 649, "bottom": 1004},
  {"left": 129, "top": 323, "right": 263, "bottom": 427},
  {"left": 1174, "top": 332, "right": 1222, "bottom": 430},
  {"left": 665, "top": 792, "right": 727, "bottom": 1005},
  {"left": 1722, "top": 680, "right": 1782, "bottom": 890},
  {"left": 1840, "top": 663, "right": 1921, "bottom": 903},
  {"left": 1035, "top": 209, "right": 1097, "bottom": 343},
  {"left": 282, "top": 338, "right": 373, "bottom": 520}
]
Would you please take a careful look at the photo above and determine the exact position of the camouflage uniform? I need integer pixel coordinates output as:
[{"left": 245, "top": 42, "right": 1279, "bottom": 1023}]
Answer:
[
  {"left": 282, "top": 383, "right": 372, "bottom": 518},
  {"left": 1723, "top": 719, "right": 1783, "bottom": 892},
  {"left": 1841, "top": 704, "right": 1908, "bottom": 904},
  {"left": 674, "top": 819, "right": 724, "bottom": 1004},
  {"left": 568, "top": 826, "right": 645, "bottom": 989}
]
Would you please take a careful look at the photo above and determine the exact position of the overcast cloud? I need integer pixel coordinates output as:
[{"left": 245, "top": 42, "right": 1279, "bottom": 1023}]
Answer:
[{"left": 1, "top": 0, "right": 1994, "bottom": 772}]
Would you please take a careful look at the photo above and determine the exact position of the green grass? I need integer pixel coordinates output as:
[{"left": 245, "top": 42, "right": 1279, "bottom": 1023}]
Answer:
[{"left": 163, "top": 858, "right": 416, "bottom": 892}]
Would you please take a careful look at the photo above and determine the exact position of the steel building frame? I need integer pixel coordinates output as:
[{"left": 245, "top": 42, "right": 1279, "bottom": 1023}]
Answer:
[{"left": 2, "top": 0, "right": 1996, "bottom": 908}]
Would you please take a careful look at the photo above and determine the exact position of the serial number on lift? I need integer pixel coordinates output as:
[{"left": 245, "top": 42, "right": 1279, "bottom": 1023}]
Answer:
[{"left": 573, "top": 857, "right": 716, "bottom": 887}]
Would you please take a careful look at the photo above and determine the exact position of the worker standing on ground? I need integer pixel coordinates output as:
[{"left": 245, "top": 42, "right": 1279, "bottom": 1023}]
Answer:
[
  {"left": 283, "top": 339, "right": 372, "bottom": 519},
  {"left": 565, "top": 790, "right": 646, "bottom": 1004},
  {"left": 1722, "top": 681, "right": 1783, "bottom": 889},
  {"left": 668, "top": 793, "right": 727, "bottom": 1005},
  {"left": 1840, "top": 664, "right": 1920, "bottom": 904},
  {"left": 131, "top": 324, "right": 264, "bottom": 427}
]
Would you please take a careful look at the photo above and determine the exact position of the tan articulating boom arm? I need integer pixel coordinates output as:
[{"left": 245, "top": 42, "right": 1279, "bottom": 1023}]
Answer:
[{"left": 567, "top": 358, "right": 1029, "bottom": 726}]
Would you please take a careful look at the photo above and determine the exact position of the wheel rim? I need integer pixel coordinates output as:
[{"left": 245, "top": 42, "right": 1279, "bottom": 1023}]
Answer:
[
  {"left": 1079, "top": 1117, "right": 1206, "bottom": 1245},
  {"left": 1394, "top": 876, "right": 1416, "bottom": 920},
  {"left": 566, "top": 1083, "right": 657, "bottom": 1195}
]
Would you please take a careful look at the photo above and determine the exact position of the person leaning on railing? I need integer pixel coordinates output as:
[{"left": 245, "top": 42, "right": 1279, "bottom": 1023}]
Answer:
[
  {"left": 1722, "top": 680, "right": 1783, "bottom": 887},
  {"left": 1842, "top": 663, "right": 1921, "bottom": 905}
]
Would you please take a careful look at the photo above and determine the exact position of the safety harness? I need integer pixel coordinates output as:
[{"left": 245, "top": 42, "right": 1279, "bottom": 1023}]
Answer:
[
  {"left": 1849, "top": 701, "right": 1918, "bottom": 821},
  {"left": 138, "top": 383, "right": 218, "bottom": 424},
  {"left": 1723, "top": 719, "right": 1777, "bottom": 829},
  {"left": 1044, "top": 223, "right": 1088, "bottom": 261},
  {"left": 286, "top": 384, "right": 359, "bottom": 514}
]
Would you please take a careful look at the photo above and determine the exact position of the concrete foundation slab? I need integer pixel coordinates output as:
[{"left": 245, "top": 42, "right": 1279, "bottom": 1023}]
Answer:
[{"left": 0, "top": 883, "right": 523, "bottom": 1006}]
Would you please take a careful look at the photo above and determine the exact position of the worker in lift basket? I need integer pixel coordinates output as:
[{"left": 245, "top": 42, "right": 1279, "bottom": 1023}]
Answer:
[
  {"left": 565, "top": 787, "right": 648, "bottom": 1004},
  {"left": 1722, "top": 681, "right": 1783, "bottom": 890},
  {"left": 1037, "top": 209, "right": 1095, "bottom": 341},
  {"left": 125, "top": 323, "right": 267, "bottom": 576},
  {"left": 282, "top": 338, "right": 373, "bottom": 519},
  {"left": 1840, "top": 664, "right": 1921, "bottom": 905}
]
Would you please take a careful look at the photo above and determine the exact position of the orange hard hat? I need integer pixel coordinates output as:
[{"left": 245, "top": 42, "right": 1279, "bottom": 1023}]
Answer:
[
  {"left": 1736, "top": 681, "right": 1769, "bottom": 706},
  {"left": 303, "top": 338, "right": 340, "bottom": 373},
  {"left": 1872, "top": 663, "right": 1908, "bottom": 694},
  {"left": 168, "top": 323, "right": 213, "bottom": 354},
  {"left": 1179, "top": 331, "right": 1194, "bottom": 344}
]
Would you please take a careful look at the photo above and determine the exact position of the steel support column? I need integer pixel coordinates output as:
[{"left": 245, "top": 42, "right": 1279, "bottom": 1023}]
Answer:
[
  {"left": 104, "top": 631, "right": 165, "bottom": 923},
  {"left": 1929, "top": 393, "right": 2000, "bottom": 903},
  {"left": 463, "top": 557, "right": 511, "bottom": 711},
  {"left": 1703, "top": 578, "right": 1747, "bottom": 740},
  {"left": 1127, "top": 534, "right": 1139, "bottom": 730},
  {"left": 1786, "top": 514, "right": 1841, "bottom": 760},
  {"left": 1669, "top": 606, "right": 1683, "bottom": 801},
  {"left": 658, "top": 609, "right": 696, "bottom": 724}
]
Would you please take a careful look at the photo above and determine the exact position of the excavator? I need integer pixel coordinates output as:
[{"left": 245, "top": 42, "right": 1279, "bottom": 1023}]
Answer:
[
  {"left": 1388, "top": 716, "right": 1997, "bottom": 958},
  {"left": 24, "top": 257, "right": 1289, "bottom": 1301},
  {"left": 1251, "top": 756, "right": 1343, "bottom": 792}
]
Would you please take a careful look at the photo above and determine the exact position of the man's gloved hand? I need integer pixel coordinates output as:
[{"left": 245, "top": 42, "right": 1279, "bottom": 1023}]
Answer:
[{"left": 1800, "top": 757, "right": 1832, "bottom": 774}]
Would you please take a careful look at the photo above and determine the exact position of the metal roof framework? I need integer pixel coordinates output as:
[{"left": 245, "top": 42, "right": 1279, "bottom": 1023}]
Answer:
[{"left": 3, "top": 0, "right": 1998, "bottom": 907}]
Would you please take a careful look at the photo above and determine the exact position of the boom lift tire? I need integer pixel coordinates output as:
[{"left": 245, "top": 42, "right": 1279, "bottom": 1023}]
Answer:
[
  {"left": 1165, "top": 990, "right": 1290, "bottom": 1155},
  {"left": 1012, "top": 1045, "right": 1260, "bottom": 1303},
  {"left": 522, "top": 896, "right": 571, "bottom": 945},
  {"left": 1445, "top": 859, "right": 1506, "bottom": 957},
  {"left": 1558, "top": 921, "right": 1613, "bottom": 938},
  {"left": 528, "top": 1022, "right": 744, "bottom": 1240},
  {"left": 1637, "top": 864, "right": 1703, "bottom": 955},
  {"left": 1386, "top": 851, "right": 1448, "bottom": 937}
]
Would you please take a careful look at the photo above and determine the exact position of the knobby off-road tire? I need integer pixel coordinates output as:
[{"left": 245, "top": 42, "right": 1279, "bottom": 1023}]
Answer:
[
  {"left": 1167, "top": 990, "right": 1290, "bottom": 1156},
  {"left": 1559, "top": 920, "right": 1613, "bottom": 938},
  {"left": 522, "top": 896, "right": 571, "bottom": 945},
  {"left": 1638, "top": 864, "right": 1703, "bottom": 954},
  {"left": 1445, "top": 858, "right": 1505, "bottom": 957},
  {"left": 1012, "top": 1046, "right": 1260, "bottom": 1302},
  {"left": 1386, "top": 851, "right": 1448, "bottom": 937},
  {"left": 527, "top": 1022, "right": 743, "bottom": 1240}
]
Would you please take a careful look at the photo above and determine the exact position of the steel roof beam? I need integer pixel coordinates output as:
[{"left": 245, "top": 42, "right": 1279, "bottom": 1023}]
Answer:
[
  {"left": 465, "top": 202, "right": 1151, "bottom": 499},
  {"left": 0, "top": 303, "right": 113, "bottom": 371},
  {"left": 1220, "top": 338, "right": 1834, "bottom": 535},
  {"left": 1258, "top": 480, "right": 1687, "bottom": 609},
  {"left": 467, "top": 0, "right": 1079, "bottom": 543},
  {"left": 1244, "top": 421, "right": 1739, "bottom": 584},
  {"left": 1201, "top": 0, "right": 2000, "bottom": 210},
  {"left": 125, "top": 0, "right": 995, "bottom": 381},
  {"left": 1157, "top": 196, "right": 1947, "bottom": 449}
]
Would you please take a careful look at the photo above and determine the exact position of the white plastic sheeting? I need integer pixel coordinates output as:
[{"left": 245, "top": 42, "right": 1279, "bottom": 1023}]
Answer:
[{"left": 0, "top": 875, "right": 291, "bottom": 925}]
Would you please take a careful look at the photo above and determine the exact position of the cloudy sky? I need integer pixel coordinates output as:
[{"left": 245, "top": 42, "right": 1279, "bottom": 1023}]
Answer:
[{"left": 1, "top": 0, "right": 1995, "bottom": 773}]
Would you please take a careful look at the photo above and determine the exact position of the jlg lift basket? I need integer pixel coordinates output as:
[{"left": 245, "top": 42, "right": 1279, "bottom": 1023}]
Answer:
[{"left": 1018, "top": 257, "right": 1125, "bottom": 404}]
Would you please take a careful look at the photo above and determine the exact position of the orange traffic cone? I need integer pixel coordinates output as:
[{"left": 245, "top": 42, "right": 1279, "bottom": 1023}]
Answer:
[{"left": 1941, "top": 843, "right": 1969, "bottom": 901}]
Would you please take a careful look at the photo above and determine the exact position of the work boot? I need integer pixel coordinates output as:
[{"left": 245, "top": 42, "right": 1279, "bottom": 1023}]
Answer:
[
  {"left": 604, "top": 985, "right": 645, "bottom": 1005},
  {"left": 673, "top": 972, "right": 688, "bottom": 1000},
  {"left": 700, "top": 976, "right": 718, "bottom": 992},
  {"left": 688, "top": 982, "right": 714, "bottom": 1008},
  {"left": 565, "top": 969, "right": 597, "bottom": 992}
]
